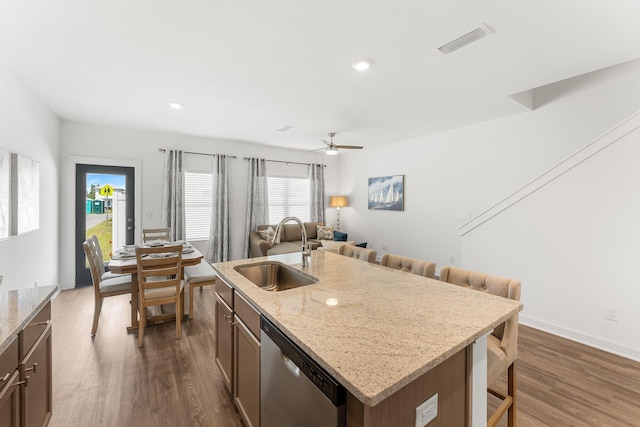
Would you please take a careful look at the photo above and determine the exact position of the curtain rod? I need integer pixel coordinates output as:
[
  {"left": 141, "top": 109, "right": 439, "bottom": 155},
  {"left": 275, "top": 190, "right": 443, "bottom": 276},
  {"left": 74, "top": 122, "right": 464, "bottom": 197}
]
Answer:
[
  {"left": 243, "top": 157, "right": 326, "bottom": 167},
  {"left": 158, "top": 148, "right": 237, "bottom": 159}
]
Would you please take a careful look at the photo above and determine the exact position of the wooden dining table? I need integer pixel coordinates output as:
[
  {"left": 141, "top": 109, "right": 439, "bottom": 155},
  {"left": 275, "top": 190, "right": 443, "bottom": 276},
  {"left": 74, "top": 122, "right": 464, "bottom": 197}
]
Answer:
[{"left": 108, "top": 244, "right": 204, "bottom": 332}]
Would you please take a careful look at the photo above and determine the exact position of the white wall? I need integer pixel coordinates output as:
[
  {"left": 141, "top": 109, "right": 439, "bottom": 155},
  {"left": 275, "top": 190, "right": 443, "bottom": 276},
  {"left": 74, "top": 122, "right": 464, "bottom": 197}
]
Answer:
[
  {"left": 338, "top": 58, "right": 640, "bottom": 358},
  {"left": 463, "top": 119, "right": 640, "bottom": 359},
  {"left": 0, "top": 65, "right": 60, "bottom": 291},
  {"left": 59, "top": 122, "right": 338, "bottom": 288}
]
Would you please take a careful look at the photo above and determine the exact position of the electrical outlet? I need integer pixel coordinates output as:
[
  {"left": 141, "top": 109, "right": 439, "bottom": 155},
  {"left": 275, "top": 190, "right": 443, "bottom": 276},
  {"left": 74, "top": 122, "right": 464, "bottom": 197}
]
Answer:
[
  {"left": 448, "top": 255, "right": 455, "bottom": 264},
  {"left": 382, "top": 244, "right": 388, "bottom": 251},
  {"left": 605, "top": 306, "right": 620, "bottom": 322},
  {"left": 34, "top": 280, "right": 39, "bottom": 287},
  {"left": 415, "top": 393, "right": 438, "bottom": 427}
]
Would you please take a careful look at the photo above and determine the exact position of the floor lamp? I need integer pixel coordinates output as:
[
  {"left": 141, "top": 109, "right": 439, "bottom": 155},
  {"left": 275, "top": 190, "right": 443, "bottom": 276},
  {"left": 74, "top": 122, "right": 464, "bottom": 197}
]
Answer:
[{"left": 329, "top": 196, "right": 348, "bottom": 230}]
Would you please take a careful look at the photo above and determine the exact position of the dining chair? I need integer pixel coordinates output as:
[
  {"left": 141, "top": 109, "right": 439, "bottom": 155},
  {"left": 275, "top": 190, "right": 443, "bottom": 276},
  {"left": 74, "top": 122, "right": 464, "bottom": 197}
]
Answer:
[
  {"left": 83, "top": 240, "right": 132, "bottom": 336},
  {"left": 337, "top": 245, "right": 377, "bottom": 263},
  {"left": 439, "top": 266, "right": 521, "bottom": 427},
  {"left": 379, "top": 253, "right": 436, "bottom": 278},
  {"left": 184, "top": 263, "right": 217, "bottom": 319},
  {"left": 142, "top": 228, "right": 171, "bottom": 243},
  {"left": 89, "top": 235, "right": 127, "bottom": 280},
  {"left": 135, "top": 244, "right": 185, "bottom": 347}
]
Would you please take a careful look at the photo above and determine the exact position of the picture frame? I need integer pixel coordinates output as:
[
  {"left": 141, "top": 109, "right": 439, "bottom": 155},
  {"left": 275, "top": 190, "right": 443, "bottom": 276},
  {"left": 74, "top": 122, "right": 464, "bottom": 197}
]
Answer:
[
  {"left": 368, "top": 175, "right": 404, "bottom": 211},
  {"left": 11, "top": 153, "right": 39, "bottom": 235}
]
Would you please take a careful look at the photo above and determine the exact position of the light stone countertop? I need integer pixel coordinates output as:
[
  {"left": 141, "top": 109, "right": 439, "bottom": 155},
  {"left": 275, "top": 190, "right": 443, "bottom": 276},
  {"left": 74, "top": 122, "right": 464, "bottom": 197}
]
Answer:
[
  {"left": 213, "top": 251, "right": 523, "bottom": 407},
  {"left": 0, "top": 285, "right": 58, "bottom": 354}
]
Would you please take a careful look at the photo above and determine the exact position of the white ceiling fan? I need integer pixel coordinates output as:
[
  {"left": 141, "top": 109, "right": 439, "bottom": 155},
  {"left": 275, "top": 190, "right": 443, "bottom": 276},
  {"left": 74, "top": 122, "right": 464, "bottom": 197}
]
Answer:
[{"left": 316, "top": 132, "right": 364, "bottom": 155}]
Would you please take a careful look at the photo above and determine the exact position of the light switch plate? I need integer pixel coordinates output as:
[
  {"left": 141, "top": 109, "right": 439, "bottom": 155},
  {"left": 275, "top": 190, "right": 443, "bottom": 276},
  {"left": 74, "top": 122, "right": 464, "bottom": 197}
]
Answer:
[{"left": 415, "top": 393, "right": 438, "bottom": 427}]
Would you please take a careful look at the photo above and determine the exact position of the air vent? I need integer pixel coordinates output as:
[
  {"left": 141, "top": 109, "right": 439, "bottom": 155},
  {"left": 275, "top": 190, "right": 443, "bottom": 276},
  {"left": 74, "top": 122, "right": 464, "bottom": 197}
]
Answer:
[
  {"left": 276, "top": 125, "right": 292, "bottom": 132},
  {"left": 437, "top": 24, "right": 493, "bottom": 55}
]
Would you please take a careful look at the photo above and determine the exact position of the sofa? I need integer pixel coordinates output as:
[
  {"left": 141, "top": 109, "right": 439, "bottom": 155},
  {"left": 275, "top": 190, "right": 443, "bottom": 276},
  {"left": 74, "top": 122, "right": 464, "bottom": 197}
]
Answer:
[{"left": 249, "top": 222, "right": 329, "bottom": 257}]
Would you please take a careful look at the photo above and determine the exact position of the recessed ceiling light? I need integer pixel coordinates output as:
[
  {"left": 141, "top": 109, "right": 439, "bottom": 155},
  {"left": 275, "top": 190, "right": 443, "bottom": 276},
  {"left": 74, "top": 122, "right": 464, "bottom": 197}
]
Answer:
[
  {"left": 352, "top": 59, "right": 372, "bottom": 71},
  {"left": 169, "top": 102, "right": 183, "bottom": 109}
]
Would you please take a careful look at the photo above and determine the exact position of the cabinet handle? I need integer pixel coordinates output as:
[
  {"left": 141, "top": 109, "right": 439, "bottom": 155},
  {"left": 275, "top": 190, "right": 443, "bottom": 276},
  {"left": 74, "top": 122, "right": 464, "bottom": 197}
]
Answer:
[
  {"left": 230, "top": 321, "right": 240, "bottom": 326},
  {"left": 15, "top": 376, "right": 29, "bottom": 388},
  {"left": 28, "top": 320, "right": 50, "bottom": 327},
  {"left": 1, "top": 372, "right": 10, "bottom": 383},
  {"left": 25, "top": 363, "right": 38, "bottom": 374},
  {"left": 224, "top": 314, "right": 232, "bottom": 322}
]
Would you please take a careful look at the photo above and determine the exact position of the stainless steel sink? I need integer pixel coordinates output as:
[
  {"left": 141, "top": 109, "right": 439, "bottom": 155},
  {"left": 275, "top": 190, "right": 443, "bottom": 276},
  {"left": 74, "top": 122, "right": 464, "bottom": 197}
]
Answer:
[{"left": 234, "top": 261, "right": 318, "bottom": 292}]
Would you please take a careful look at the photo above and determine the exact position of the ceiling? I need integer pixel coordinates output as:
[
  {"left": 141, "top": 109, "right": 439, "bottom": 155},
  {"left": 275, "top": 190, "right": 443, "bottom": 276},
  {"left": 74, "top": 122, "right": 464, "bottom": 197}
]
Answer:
[{"left": 1, "top": 0, "right": 640, "bottom": 152}]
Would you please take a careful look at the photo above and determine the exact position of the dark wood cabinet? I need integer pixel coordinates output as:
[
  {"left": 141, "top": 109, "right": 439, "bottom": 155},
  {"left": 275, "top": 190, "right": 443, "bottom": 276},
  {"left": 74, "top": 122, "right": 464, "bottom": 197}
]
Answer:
[
  {"left": 215, "top": 293, "right": 234, "bottom": 394},
  {"left": 233, "top": 293, "right": 260, "bottom": 427},
  {"left": 0, "top": 337, "right": 20, "bottom": 427},
  {"left": 0, "top": 301, "right": 52, "bottom": 427},
  {"left": 20, "top": 323, "right": 52, "bottom": 427},
  {"left": 214, "top": 277, "right": 261, "bottom": 427}
]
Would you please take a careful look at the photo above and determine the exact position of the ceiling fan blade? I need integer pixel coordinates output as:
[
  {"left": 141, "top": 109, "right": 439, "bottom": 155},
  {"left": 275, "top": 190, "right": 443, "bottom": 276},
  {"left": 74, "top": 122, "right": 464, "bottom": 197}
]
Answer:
[
  {"left": 320, "top": 139, "right": 331, "bottom": 147},
  {"left": 309, "top": 147, "right": 326, "bottom": 152},
  {"left": 336, "top": 145, "right": 363, "bottom": 149}
]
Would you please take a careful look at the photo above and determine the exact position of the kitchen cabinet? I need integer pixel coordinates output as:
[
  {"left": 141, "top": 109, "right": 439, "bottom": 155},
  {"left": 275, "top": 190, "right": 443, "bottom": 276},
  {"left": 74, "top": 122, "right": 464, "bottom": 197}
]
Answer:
[
  {"left": 214, "top": 276, "right": 261, "bottom": 427},
  {"left": 233, "top": 293, "right": 260, "bottom": 427},
  {"left": 0, "top": 337, "right": 20, "bottom": 427},
  {"left": 0, "top": 300, "right": 52, "bottom": 427},
  {"left": 215, "top": 291, "right": 234, "bottom": 394},
  {"left": 20, "top": 320, "right": 52, "bottom": 427}
]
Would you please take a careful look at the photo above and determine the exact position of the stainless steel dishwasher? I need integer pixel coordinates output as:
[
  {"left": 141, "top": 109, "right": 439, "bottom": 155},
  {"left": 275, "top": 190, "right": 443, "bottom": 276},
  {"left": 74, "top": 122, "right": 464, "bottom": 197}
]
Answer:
[{"left": 261, "top": 316, "right": 346, "bottom": 427}]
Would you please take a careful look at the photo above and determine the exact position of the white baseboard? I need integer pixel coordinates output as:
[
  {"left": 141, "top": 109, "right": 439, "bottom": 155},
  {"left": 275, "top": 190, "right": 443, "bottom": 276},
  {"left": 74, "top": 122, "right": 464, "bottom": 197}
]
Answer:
[{"left": 520, "top": 315, "right": 640, "bottom": 362}]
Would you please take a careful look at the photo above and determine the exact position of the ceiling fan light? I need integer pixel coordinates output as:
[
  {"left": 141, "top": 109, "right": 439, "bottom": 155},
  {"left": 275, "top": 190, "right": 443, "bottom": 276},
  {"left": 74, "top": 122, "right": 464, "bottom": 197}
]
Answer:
[
  {"left": 352, "top": 59, "right": 372, "bottom": 71},
  {"left": 326, "top": 146, "right": 338, "bottom": 155}
]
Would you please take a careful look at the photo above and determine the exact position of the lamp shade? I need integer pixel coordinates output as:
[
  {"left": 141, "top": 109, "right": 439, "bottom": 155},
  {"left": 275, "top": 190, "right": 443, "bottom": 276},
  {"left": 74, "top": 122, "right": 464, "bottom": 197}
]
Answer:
[{"left": 329, "top": 196, "right": 348, "bottom": 208}]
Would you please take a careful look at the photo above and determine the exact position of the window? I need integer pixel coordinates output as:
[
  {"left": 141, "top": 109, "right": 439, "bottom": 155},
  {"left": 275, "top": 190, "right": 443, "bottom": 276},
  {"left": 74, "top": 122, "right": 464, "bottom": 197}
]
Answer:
[
  {"left": 184, "top": 171, "right": 212, "bottom": 241},
  {"left": 268, "top": 176, "right": 310, "bottom": 224}
]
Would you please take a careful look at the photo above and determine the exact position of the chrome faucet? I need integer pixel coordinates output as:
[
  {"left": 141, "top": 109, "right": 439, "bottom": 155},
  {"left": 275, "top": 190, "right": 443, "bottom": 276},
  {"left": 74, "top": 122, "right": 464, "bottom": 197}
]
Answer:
[{"left": 274, "top": 217, "right": 309, "bottom": 268}]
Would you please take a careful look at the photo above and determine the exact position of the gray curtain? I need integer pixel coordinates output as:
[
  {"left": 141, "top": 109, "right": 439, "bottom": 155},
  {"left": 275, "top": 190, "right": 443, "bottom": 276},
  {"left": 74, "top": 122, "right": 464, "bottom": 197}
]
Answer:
[
  {"left": 161, "top": 150, "right": 185, "bottom": 241},
  {"left": 206, "top": 155, "right": 230, "bottom": 263},
  {"left": 309, "top": 163, "right": 325, "bottom": 223},
  {"left": 243, "top": 158, "right": 269, "bottom": 258}
]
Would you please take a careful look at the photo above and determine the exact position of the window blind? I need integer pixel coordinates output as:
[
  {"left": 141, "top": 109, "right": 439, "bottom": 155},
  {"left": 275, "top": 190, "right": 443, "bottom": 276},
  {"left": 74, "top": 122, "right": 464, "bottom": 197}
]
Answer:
[
  {"left": 268, "top": 176, "right": 310, "bottom": 224},
  {"left": 184, "top": 171, "right": 212, "bottom": 241}
]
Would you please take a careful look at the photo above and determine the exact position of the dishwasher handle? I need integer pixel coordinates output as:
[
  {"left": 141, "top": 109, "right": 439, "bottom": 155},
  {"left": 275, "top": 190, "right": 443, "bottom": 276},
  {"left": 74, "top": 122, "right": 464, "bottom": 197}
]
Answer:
[{"left": 281, "top": 353, "right": 301, "bottom": 377}]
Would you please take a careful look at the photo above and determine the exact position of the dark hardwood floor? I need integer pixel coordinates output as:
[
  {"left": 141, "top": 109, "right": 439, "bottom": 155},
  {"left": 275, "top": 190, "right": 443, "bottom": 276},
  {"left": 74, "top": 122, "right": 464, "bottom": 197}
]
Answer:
[
  {"left": 49, "top": 286, "right": 640, "bottom": 426},
  {"left": 49, "top": 285, "right": 243, "bottom": 427}
]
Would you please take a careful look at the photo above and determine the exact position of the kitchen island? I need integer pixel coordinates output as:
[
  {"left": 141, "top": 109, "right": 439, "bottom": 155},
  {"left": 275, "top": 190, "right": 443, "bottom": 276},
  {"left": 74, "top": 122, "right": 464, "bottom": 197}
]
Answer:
[{"left": 213, "top": 251, "right": 522, "bottom": 427}]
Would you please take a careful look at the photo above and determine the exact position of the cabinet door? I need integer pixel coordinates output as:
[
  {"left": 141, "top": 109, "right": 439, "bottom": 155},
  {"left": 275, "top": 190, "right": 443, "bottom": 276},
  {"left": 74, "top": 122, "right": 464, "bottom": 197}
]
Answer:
[
  {"left": 215, "top": 294, "right": 234, "bottom": 393},
  {"left": 20, "top": 324, "right": 52, "bottom": 427},
  {"left": 233, "top": 317, "right": 260, "bottom": 427},
  {"left": 0, "top": 371, "right": 20, "bottom": 427}
]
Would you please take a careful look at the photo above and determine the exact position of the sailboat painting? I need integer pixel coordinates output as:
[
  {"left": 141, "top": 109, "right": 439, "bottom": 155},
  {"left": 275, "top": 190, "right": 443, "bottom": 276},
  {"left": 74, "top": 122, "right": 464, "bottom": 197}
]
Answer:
[{"left": 368, "top": 175, "right": 404, "bottom": 211}]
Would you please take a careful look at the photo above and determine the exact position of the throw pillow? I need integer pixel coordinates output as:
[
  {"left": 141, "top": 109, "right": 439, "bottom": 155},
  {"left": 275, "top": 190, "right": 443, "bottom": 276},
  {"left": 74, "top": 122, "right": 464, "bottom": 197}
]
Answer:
[
  {"left": 258, "top": 226, "right": 275, "bottom": 243},
  {"left": 333, "top": 230, "right": 348, "bottom": 241},
  {"left": 317, "top": 225, "right": 334, "bottom": 240}
]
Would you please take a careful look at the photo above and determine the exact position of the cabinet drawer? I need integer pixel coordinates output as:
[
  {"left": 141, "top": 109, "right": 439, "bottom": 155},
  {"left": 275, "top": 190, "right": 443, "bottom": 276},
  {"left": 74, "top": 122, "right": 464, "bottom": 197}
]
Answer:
[
  {"left": 234, "top": 293, "right": 260, "bottom": 340},
  {"left": 215, "top": 278, "right": 234, "bottom": 308},
  {"left": 0, "top": 337, "right": 19, "bottom": 393},
  {"left": 20, "top": 302, "right": 51, "bottom": 359}
]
